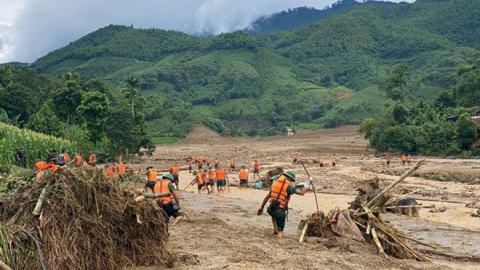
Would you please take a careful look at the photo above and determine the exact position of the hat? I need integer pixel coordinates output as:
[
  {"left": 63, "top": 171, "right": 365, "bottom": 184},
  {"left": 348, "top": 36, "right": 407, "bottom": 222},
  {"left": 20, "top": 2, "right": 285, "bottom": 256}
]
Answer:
[
  {"left": 208, "top": 166, "right": 212, "bottom": 169},
  {"left": 241, "top": 165, "right": 246, "bottom": 169},
  {"left": 193, "top": 170, "right": 198, "bottom": 175},
  {"left": 282, "top": 171, "right": 296, "bottom": 182},
  {"left": 203, "top": 168, "right": 208, "bottom": 172},
  {"left": 146, "top": 166, "right": 153, "bottom": 170},
  {"left": 162, "top": 174, "right": 175, "bottom": 181}
]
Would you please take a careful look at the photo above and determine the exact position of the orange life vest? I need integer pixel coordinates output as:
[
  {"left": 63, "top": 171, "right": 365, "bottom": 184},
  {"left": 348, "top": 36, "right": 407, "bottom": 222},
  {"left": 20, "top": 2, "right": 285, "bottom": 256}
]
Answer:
[
  {"left": 239, "top": 169, "right": 248, "bottom": 179},
  {"left": 64, "top": 153, "right": 70, "bottom": 163},
  {"left": 107, "top": 166, "right": 113, "bottom": 177},
  {"left": 34, "top": 161, "right": 47, "bottom": 170},
  {"left": 209, "top": 169, "right": 215, "bottom": 179},
  {"left": 82, "top": 161, "right": 88, "bottom": 167},
  {"left": 386, "top": 156, "right": 391, "bottom": 162},
  {"left": 318, "top": 158, "right": 323, "bottom": 164},
  {"left": 171, "top": 165, "right": 180, "bottom": 175},
  {"left": 293, "top": 155, "right": 298, "bottom": 160},
  {"left": 154, "top": 180, "right": 173, "bottom": 205},
  {"left": 216, "top": 168, "right": 225, "bottom": 180},
  {"left": 331, "top": 158, "right": 336, "bottom": 163},
  {"left": 254, "top": 161, "right": 260, "bottom": 170},
  {"left": 407, "top": 155, "right": 411, "bottom": 161},
  {"left": 88, "top": 154, "right": 96, "bottom": 164},
  {"left": 195, "top": 174, "right": 204, "bottom": 185},
  {"left": 401, "top": 155, "right": 406, "bottom": 161},
  {"left": 147, "top": 169, "right": 157, "bottom": 181},
  {"left": 269, "top": 176, "right": 291, "bottom": 209},
  {"left": 214, "top": 160, "right": 219, "bottom": 165},
  {"left": 198, "top": 159, "right": 203, "bottom": 165},
  {"left": 230, "top": 160, "right": 235, "bottom": 166},
  {"left": 119, "top": 163, "right": 126, "bottom": 174},
  {"left": 75, "top": 155, "right": 82, "bottom": 165}
]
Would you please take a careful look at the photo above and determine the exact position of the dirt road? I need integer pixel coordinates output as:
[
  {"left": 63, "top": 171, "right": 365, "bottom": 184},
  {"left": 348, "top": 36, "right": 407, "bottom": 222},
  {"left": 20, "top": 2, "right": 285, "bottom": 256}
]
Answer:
[{"left": 136, "top": 125, "right": 480, "bottom": 269}]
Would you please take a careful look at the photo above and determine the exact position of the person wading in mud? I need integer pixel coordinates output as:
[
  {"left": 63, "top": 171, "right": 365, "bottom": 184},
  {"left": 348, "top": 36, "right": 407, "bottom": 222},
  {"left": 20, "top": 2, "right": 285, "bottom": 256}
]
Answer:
[
  {"left": 257, "top": 171, "right": 311, "bottom": 238},
  {"left": 170, "top": 164, "right": 180, "bottom": 189},
  {"left": 386, "top": 155, "right": 391, "bottom": 167},
  {"left": 406, "top": 154, "right": 412, "bottom": 166},
  {"left": 230, "top": 160, "right": 236, "bottom": 171},
  {"left": 206, "top": 166, "right": 216, "bottom": 194},
  {"left": 192, "top": 170, "right": 205, "bottom": 194},
  {"left": 239, "top": 165, "right": 249, "bottom": 188},
  {"left": 154, "top": 174, "right": 184, "bottom": 232},
  {"left": 331, "top": 156, "right": 337, "bottom": 169},
  {"left": 145, "top": 166, "right": 157, "bottom": 192},
  {"left": 292, "top": 154, "right": 299, "bottom": 165},
  {"left": 401, "top": 154, "right": 407, "bottom": 166},
  {"left": 318, "top": 157, "right": 324, "bottom": 168},
  {"left": 253, "top": 160, "right": 261, "bottom": 179},
  {"left": 215, "top": 166, "right": 227, "bottom": 193}
]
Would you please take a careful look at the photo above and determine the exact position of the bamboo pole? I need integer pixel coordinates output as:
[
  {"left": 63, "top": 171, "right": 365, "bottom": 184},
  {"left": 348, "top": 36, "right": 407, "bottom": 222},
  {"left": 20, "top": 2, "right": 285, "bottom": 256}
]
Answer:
[
  {"left": 32, "top": 185, "right": 48, "bottom": 216},
  {"left": 299, "top": 222, "right": 309, "bottom": 243},
  {"left": 300, "top": 161, "right": 320, "bottom": 213},
  {"left": 367, "top": 159, "right": 425, "bottom": 208},
  {"left": 371, "top": 228, "right": 388, "bottom": 259},
  {"left": 0, "top": 259, "right": 12, "bottom": 270}
]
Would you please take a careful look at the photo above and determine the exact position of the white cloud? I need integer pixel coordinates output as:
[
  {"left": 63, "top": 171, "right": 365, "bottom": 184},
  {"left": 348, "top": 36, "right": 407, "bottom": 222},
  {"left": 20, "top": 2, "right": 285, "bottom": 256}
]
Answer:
[{"left": 0, "top": 0, "right": 415, "bottom": 63}]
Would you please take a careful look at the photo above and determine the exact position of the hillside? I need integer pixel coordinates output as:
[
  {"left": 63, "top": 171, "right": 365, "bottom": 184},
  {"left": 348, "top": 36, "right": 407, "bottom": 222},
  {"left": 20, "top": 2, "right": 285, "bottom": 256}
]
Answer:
[{"left": 31, "top": 0, "right": 480, "bottom": 137}]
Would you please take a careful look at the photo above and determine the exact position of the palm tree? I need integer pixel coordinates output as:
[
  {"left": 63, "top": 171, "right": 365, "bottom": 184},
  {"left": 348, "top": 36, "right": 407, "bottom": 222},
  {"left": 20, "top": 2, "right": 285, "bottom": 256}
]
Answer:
[{"left": 123, "top": 77, "right": 141, "bottom": 115}]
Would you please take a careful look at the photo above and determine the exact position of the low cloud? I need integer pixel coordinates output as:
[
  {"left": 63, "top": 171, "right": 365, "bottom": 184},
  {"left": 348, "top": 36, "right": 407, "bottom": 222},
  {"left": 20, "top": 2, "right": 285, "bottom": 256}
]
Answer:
[{"left": 0, "top": 0, "right": 414, "bottom": 63}]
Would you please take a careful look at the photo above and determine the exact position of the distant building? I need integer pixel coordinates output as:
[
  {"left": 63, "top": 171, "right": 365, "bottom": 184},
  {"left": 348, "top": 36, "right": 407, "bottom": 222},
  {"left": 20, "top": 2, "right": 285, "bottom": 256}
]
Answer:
[{"left": 286, "top": 127, "right": 294, "bottom": 136}]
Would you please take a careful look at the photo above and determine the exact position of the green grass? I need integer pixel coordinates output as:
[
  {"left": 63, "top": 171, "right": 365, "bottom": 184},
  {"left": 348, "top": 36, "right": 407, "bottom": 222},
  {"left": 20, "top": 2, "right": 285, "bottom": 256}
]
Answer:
[{"left": 151, "top": 136, "right": 182, "bottom": 144}]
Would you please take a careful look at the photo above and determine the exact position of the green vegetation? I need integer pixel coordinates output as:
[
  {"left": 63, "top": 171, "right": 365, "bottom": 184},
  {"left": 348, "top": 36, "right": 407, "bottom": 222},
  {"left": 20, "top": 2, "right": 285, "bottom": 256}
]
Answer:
[{"left": 0, "top": 0, "right": 479, "bottom": 150}]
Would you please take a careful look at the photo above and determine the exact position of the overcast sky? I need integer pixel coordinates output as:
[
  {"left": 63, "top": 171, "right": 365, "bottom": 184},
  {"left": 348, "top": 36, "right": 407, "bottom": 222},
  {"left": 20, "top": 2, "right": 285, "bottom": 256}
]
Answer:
[{"left": 0, "top": 0, "right": 414, "bottom": 63}]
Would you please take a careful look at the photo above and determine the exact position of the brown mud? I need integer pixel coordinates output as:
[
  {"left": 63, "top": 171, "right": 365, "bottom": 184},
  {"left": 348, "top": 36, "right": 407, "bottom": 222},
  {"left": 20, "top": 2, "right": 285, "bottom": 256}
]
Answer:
[{"left": 134, "top": 125, "right": 480, "bottom": 270}]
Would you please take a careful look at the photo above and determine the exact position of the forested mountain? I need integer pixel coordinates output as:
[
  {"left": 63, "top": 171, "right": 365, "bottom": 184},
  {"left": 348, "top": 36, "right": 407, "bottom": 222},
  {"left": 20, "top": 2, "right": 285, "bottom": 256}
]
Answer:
[
  {"left": 27, "top": 0, "right": 480, "bottom": 138},
  {"left": 246, "top": 0, "right": 399, "bottom": 35}
]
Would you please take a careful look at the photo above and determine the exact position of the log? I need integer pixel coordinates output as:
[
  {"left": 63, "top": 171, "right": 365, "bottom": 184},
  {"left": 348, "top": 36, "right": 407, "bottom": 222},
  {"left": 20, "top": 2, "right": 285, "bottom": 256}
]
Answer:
[
  {"left": 367, "top": 159, "right": 425, "bottom": 208},
  {"left": 299, "top": 222, "right": 309, "bottom": 243},
  {"left": 32, "top": 185, "right": 48, "bottom": 216}
]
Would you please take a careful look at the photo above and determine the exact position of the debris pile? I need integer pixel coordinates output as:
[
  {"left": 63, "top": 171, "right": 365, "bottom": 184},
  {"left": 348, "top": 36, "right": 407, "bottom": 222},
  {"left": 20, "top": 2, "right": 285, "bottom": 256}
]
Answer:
[
  {"left": 0, "top": 167, "right": 172, "bottom": 270},
  {"left": 299, "top": 160, "right": 432, "bottom": 262}
]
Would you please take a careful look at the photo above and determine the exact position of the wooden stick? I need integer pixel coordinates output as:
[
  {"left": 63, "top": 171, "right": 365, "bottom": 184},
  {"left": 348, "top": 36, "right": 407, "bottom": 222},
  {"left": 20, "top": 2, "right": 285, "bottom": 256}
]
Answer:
[
  {"left": 32, "top": 185, "right": 48, "bottom": 216},
  {"left": 299, "top": 222, "right": 309, "bottom": 243},
  {"left": 300, "top": 161, "right": 320, "bottom": 213},
  {"left": 371, "top": 228, "right": 388, "bottom": 259},
  {"left": 142, "top": 192, "right": 170, "bottom": 199},
  {"left": 384, "top": 205, "right": 435, "bottom": 209},
  {"left": 367, "top": 159, "right": 425, "bottom": 208}
]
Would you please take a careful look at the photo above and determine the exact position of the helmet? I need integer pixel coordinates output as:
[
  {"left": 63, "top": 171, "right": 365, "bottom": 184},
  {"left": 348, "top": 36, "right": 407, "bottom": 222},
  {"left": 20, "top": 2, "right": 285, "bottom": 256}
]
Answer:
[
  {"left": 162, "top": 174, "right": 175, "bottom": 182},
  {"left": 241, "top": 165, "right": 246, "bottom": 169},
  {"left": 193, "top": 170, "right": 198, "bottom": 175},
  {"left": 282, "top": 171, "right": 296, "bottom": 182},
  {"left": 208, "top": 166, "right": 212, "bottom": 169},
  {"left": 203, "top": 168, "right": 208, "bottom": 172},
  {"left": 146, "top": 166, "right": 153, "bottom": 170}
]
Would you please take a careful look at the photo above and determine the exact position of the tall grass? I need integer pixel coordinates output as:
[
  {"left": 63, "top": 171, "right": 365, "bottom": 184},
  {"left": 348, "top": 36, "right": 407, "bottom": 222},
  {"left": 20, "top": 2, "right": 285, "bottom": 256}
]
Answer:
[{"left": 0, "top": 123, "right": 76, "bottom": 167}]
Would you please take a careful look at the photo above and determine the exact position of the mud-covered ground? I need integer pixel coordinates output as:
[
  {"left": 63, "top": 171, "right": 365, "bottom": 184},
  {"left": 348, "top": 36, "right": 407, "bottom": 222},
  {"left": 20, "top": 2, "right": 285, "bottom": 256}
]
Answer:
[{"left": 134, "top": 125, "right": 480, "bottom": 270}]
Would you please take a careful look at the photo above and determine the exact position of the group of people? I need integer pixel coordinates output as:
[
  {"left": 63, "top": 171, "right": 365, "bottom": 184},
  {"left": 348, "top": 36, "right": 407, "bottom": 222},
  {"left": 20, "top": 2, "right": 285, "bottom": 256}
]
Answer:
[
  {"left": 292, "top": 154, "right": 337, "bottom": 168},
  {"left": 386, "top": 154, "right": 412, "bottom": 167}
]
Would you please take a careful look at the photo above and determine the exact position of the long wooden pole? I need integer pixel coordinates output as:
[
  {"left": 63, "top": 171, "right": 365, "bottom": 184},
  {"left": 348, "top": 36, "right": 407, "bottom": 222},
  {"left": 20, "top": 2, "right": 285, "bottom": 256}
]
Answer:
[
  {"left": 300, "top": 161, "right": 320, "bottom": 213},
  {"left": 367, "top": 159, "right": 425, "bottom": 208}
]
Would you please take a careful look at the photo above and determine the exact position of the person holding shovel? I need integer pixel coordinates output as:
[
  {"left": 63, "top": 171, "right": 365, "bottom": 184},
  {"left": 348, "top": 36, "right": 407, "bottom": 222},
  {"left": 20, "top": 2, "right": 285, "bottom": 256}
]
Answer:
[
  {"left": 154, "top": 174, "right": 184, "bottom": 230},
  {"left": 257, "top": 171, "right": 311, "bottom": 239}
]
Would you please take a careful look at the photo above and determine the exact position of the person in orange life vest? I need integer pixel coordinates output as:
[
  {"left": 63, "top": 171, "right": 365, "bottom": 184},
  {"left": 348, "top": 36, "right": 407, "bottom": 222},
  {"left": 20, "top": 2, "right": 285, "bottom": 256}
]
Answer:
[
  {"left": 82, "top": 161, "right": 88, "bottom": 167},
  {"left": 63, "top": 150, "right": 70, "bottom": 163},
  {"left": 253, "top": 160, "right": 260, "bottom": 179},
  {"left": 74, "top": 153, "right": 83, "bottom": 167},
  {"left": 118, "top": 161, "right": 128, "bottom": 181},
  {"left": 154, "top": 174, "right": 184, "bottom": 227},
  {"left": 145, "top": 166, "right": 157, "bottom": 192},
  {"left": 215, "top": 167, "right": 227, "bottom": 193},
  {"left": 206, "top": 166, "right": 216, "bottom": 194},
  {"left": 386, "top": 156, "right": 391, "bottom": 167},
  {"left": 318, "top": 158, "right": 324, "bottom": 168},
  {"left": 230, "top": 160, "right": 236, "bottom": 171},
  {"left": 197, "top": 158, "right": 204, "bottom": 170},
  {"left": 33, "top": 159, "right": 47, "bottom": 174},
  {"left": 331, "top": 156, "right": 337, "bottom": 168},
  {"left": 106, "top": 164, "right": 114, "bottom": 177},
  {"left": 292, "top": 154, "right": 299, "bottom": 164},
  {"left": 187, "top": 160, "right": 193, "bottom": 173},
  {"left": 42, "top": 162, "right": 59, "bottom": 173},
  {"left": 257, "top": 171, "right": 311, "bottom": 238},
  {"left": 214, "top": 159, "right": 220, "bottom": 169},
  {"left": 406, "top": 154, "right": 412, "bottom": 166},
  {"left": 238, "top": 165, "right": 249, "bottom": 188},
  {"left": 170, "top": 164, "right": 180, "bottom": 189},
  {"left": 88, "top": 152, "right": 96, "bottom": 166},
  {"left": 192, "top": 170, "right": 205, "bottom": 194},
  {"left": 401, "top": 154, "right": 407, "bottom": 166}
]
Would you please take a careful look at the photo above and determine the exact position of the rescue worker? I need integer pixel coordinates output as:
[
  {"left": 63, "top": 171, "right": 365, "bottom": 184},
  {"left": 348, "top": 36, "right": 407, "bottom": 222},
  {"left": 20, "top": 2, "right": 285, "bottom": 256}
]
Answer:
[
  {"left": 214, "top": 159, "right": 220, "bottom": 169},
  {"left": 118, "top": 161, "right": 128, "bottom": 181},
  {"left": 192, "top": 170, "right": 205, "bottom": 194},
  {"left": 188, "top": 160, "right": 193, "bottom": 173},
  {"left": 170, "top": 164, "right": 180, "bottom": 189},
  {"left": 88, "top": 152, "right": 96, "bottom": 166},
  {"left": 292, "top": 154, "right": 299, "bottom": 164},
  {"left": 198, "top": 158, "right": 204, "bottom": 170},
  {"left": 386, "top": 156, "right": 391, "bottom": 167},
  {"left": 145, "top": 166, "right": 157, "bottom": 192},
  {"left": 33, "top": 159, "right": 47, "bottom": 174},
  {"left": 206, "top": 166, "right": 216, "bottom": 194},
  {"left": 253, "top": 160, "right": 260, "bottom": 179},
  {"left": 215, "top": 166, "right": 227, "bottom": 193},
  {"left": 230, "top": 160, "right": 236, "bottom": 171},
  {"left": 401, "top": 154, "right": 407, "bottom": 166},
  {"left": 106, "top": 164, "right": 114, "bottom": 177},
  {"left": 154, "top": 174, "right": 184, "bottom": 231},
  {"left": 406, "top": 154, "right": 412, "bottom": 166},
  {"left": 331, "top": 156, "right": 337, "bottom": 168},
  {"left": 75, "top": 153, "right": 83, "bottom": 167},
  {"left": 318, "top": 158, "right": 324, "bottom": 168},
  {"left": 63, "top": 150, "right": 70, "bottom": 164},
  {"left": 42, "top": 162, "right": 59, "bottom": 173},
  {"left": 239, "top": 165, "right": 249, "bottom": 188},
  {"left": 58, "top": 151, "right": 66, "bottom": 166},
  {"left": 257, "top": 171, "right": 311, "bottom": 238}
]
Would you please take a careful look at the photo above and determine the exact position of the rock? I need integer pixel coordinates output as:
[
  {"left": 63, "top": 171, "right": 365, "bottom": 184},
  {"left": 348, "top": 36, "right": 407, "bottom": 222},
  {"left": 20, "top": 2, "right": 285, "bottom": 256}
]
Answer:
[{"left": 325, "top": 237, "right": 348, "bottom": 250}]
